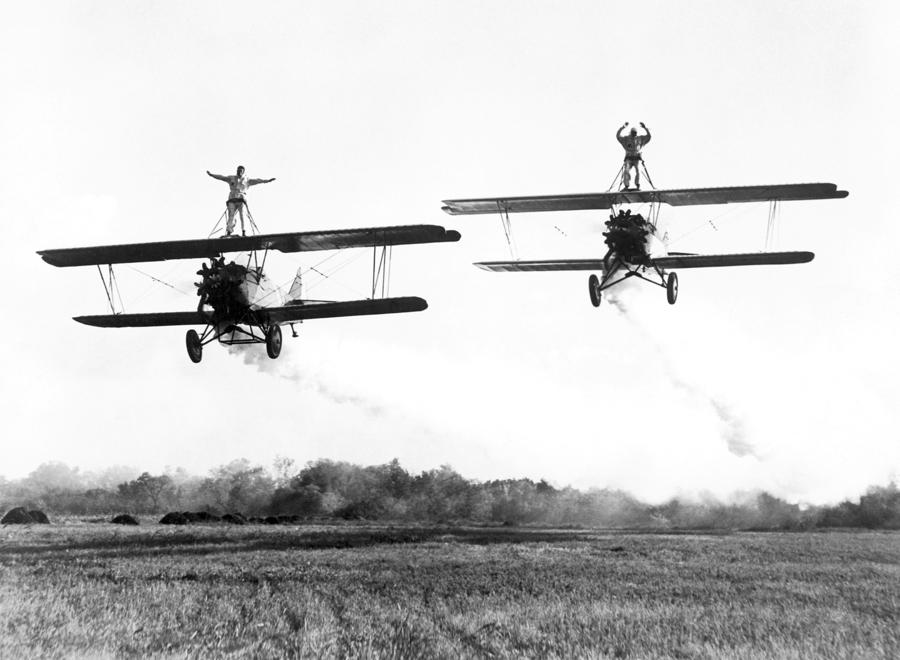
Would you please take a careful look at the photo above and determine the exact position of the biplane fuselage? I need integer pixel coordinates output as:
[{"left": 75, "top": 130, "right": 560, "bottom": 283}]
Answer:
[{"left": 239, "top": 268, "right": 284, "bottom": 310}]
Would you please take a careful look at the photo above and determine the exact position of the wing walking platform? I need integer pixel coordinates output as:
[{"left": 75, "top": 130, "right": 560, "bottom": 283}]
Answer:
[
  {"left": 442, "top": 183, "right": 848, "bottom": 215},
  {"left": 39, "top": 225, "right": 461, "bottom": 267}
]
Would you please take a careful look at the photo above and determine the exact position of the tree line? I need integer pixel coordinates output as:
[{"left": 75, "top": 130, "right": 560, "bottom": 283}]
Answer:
[{"left": 1, "top": 458, "right": 898, "bottom": 529}]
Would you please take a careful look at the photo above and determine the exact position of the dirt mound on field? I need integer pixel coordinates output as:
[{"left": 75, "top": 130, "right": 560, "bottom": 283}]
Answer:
[
  {"left": 28, "top": 510, "right": 50, "bottom": 524},
  {"left": 159, "top": 512, "right": 188, "bottom": 525},
  {"left": 2, "top": 507, "right": 34, "bottom": 524},
  {"left": 111, "top": 514, "right": 139, "bottom": 525},
  {"left": 180, "top": 511, "right": 222, "bottom": 523}
]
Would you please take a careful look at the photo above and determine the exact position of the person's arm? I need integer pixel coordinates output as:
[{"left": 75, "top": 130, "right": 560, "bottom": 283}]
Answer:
[
  {"left": 206, "top": 171, "right": 230, "bottom": 182},
  {"left": 248, "top": 177, "right": 276, "bottom": 186},
  {"left": 616, "top": 122, "right": 629, "bottom": 142},
  {"left": 640, "top": 122, "right": 651, "bottom": 144}
]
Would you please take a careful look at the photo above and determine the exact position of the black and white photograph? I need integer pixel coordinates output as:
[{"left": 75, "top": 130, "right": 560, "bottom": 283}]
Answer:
[{"left": 2, "top": 1, "right": 898, "bottom": 657}]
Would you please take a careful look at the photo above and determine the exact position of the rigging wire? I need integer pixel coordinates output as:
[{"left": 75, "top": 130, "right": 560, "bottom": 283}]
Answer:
[
  {"left": 109, "top": 266, "right": 125, "bottom": 314},
  {"left": 126, "top": 264, "right": 194, "bottom": 297},
  {"left": 665, "top": 202, "right": 756, "bottom": 247}
]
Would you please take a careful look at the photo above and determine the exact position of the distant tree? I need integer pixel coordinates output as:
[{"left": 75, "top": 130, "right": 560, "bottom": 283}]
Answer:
[
  {"left": 270, "top": 484, "right": 323, "bottom": 516},
  {"left": 25, "top": 462, "right": 85, "bottom": 494},
  {"left": 197, "top": 459, "right": 275, "bottom": 515},
  {"left": 272, "top": 456, "right": 298, "bottom": 489},
  {"left": 856, "top": 483, "right": 900, "bottom": 528},
  {"left": 754, "top": 492, "right": 807, "bottom": 530},
  {"left": 118, "top": 473, "right": 176, "bottom": 513},
  {"left": 414, "top": 465, "right": 479, "bottom": 521}
]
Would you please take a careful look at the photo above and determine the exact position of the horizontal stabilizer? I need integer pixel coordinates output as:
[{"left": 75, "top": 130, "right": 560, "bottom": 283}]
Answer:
[
  {"left": 443, "top": 183, "right": 847, "bottom": 215},
  {"left": 650, "top": 251, "right": 814, "bottom": 269},
  {"left": 39, "top": 225, "right": 461, "bottom": 267},
  {"left": 475, "top": 259, "right": 607, "bottom": 272},
  {"left": 260, "top": 297, "right": 428, "bottom": 323}
]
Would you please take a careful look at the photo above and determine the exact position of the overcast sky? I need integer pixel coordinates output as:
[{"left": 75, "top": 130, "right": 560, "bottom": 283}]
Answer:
[{"left": 2, "top": 1, "right": 897, "bottom": 503}]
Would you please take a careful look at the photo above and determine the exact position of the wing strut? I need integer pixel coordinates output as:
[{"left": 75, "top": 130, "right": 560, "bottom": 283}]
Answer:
[
  {"left": 765, "top": 200, "right": 779, "bottom": 250},
  {"left": 97, "top": 265, "right": 125, "bottom": 314},
  {"left": 369, "top": 236, "right": 395, "bottom": 299},
  {"left": 497, "top": 201, "right": 518, "bottom": 260}
]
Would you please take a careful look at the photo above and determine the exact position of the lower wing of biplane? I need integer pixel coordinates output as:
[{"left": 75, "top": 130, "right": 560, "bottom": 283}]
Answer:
[
  {"left": 475, "top": 252, "right": 814, "bottom": 306},
  {"left": 38, "top": 225, "right": 460, "bottom": 362},
  {"left": 474, "top": 251, "right": 814, "bottom": 273},
  {"left": 443, "top": 181, "right": 845, "bottom": 308}
]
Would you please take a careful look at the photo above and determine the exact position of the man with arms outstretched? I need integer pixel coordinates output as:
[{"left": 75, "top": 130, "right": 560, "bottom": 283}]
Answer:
[
  {"left": 616, "top": 122, "right": 651, "bottom": 190},
  {"left": 206, "top": 166, "right": 276, "bottom": 236}
]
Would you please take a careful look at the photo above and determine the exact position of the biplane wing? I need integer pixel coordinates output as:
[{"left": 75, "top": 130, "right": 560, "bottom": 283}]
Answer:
[
  {"left": 649, "top": 251, "right": 814, "bottom": 269},
  {"left": 442, "top": 183, "right": 847, "bottom": 215},
  {"left": 39, "top": 225, "right": 461, "bottom": 268},
  {"left": 474, "top": 259, "right": 608, "bottom": 273},
  {"left": 74, "top": 297, "right": 427, "bottom": 328},
  {"left": 75, "top": 311, "right": 213, "bottom": 327},
  {"left": 261, "top": 297, "right": 427, "bottom": 323}
]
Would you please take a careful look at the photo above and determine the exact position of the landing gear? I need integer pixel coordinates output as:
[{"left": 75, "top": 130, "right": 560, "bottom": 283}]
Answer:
[
  {"left": 666, "top": 272, "right": 678, "bottom": 305},
  {"left": 588, "top": 274, "right": 602, "bottom": 307},
  {"left": 186, "top": 329, "right": 203, "bottom": 363},
  {"left": 265, "top": 324, "right": 282, "bottom": 359}
]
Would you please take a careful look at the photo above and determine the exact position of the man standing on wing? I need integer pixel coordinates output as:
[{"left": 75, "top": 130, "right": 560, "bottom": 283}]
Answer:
[
  {"left": 616, "top": 122, "right": 651, "bottom": 190},
  {"left": 206, "top": 166, "right": 276, "bottom": 236}
]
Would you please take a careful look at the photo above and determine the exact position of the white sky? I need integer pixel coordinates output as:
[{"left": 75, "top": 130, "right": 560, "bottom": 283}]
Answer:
[{"left": 2, "top": 1, "right": 898, "bottom": 503}]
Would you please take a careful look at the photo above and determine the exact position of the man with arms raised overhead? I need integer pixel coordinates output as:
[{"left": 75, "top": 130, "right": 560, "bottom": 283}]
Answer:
[
  {"left": 616, "top": 122, "right": 651, "bottom": 190},
  {"left": 206, "top": 166, "right": 276, "bottom": 236}
]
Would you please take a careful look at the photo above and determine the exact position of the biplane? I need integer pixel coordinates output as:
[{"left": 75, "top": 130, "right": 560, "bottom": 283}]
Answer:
[
  {"left": 38, "top": 225, "right": 461, "bottom": 362},
  {"left": 442, "top": 182, "right": 847, "bottom": 306}
]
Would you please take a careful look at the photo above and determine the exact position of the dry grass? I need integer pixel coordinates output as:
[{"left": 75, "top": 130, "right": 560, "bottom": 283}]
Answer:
[{"left": 0, "top": 523, "right": 897, "bottom": 658}]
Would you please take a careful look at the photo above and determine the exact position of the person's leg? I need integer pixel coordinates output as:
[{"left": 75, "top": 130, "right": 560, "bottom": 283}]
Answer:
[
  {"left": 634, "top": 160, "right": 641, "bottom": 190},
  {"left": 226, "top": 203, "right": 237, "bottom": 235},
  {"left": 623, "top": 160, "right": 632, "bottom": 189},
  {"left": 237, "top": 203, "right": 246, "bottom": 235}
]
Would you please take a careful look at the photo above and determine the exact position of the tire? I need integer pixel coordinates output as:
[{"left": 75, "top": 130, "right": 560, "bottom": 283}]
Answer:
[
  {"left": 666, "top": 272, "right": 678, "bottom": 305},
  {"left": 266, "top": 324, "right": 282, "bottom": 359},
  {"left": 186, "top": 329, "right": 203, "bottom": 363},
  {"left": 588, "top": 274, "right": 602, "bottom": 307}
]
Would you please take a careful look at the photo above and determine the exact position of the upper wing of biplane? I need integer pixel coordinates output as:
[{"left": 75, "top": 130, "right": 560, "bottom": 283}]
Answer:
[
  {"left": 74, "top": 297, "right": 428, "bottom": 327},
  {"left": 648, "top": 251, "right": 814, "bottom": 269},
  {"left": 442, "top": 183, "right": 847, "bottom": 215},
  {"left": 39, "top": 225, "right": 461, "bottom": 268}
]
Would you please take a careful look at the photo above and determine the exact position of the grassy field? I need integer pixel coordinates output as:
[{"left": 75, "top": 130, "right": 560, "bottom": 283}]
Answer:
[{"left": 0, "top": 523, "right": 897, "bottom": 658}]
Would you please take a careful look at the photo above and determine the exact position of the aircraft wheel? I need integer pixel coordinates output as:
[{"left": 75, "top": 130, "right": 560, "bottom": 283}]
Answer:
[
  {"left": 186, "top": 329, "right": 203, "bottom": 363},
  {"left": 588, "top": 274, "right": 602, "bottom": 307},
  {"left": 266, "top": 324, "right": 282, "bottom": 359},
  {"left": 666, "top": 272, "right": 679, "bottom": 305}
]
